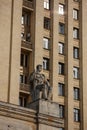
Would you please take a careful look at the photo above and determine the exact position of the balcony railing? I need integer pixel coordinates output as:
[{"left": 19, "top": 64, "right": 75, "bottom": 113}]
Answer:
[
  {"left": 21, "top": 40, "right": 32, "bottom": 50},
  {"left": 20, "top": 83, "right": 30, "bottom": 92},
  {"left": 23, "top": 0, "right": 33, "bottom": 10}
]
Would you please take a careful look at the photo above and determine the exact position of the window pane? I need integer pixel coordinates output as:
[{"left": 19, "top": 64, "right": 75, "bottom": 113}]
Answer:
[
  {"left": 73, "top": 9, "right": 78, "bottom": 20},
  {"left": 73, "top": 47, "right": 79, "bottom": 59},
  {"left": 58, "top": 83, "right": 64, "bottom": 96},
  {"left": 21, "top": 15, "right": 24, "bottom": 25},
  {"left": 74, "top": 108, "right": 80, "bottom": 122},
  {"left": 44, "top": 0, "right": 50, "bottom": 9},
  {"left": 58, "top": 128, "right": 64, "bottom": 130},
  {"left": 43, "top": 58, "right": 49, "bottom": 70},
  {"left": 43, "top": 38, "right": 49, "bottom": 49},
  {"left": 59, "top": 4, "right": 64, "bottom": 15},
  {"left": 59, "top": 42, "right": 64, "bottom": 54},
  {"left": 20, "top": 54, "right": 24, "bottom": 66},
  {"left": 44, "top": 17, "right": 50, "bottom": 30},
  {"left": 73, "top": 28, "right": 79, "bottom": 39},
  {"left": 20, "top": 75, "right": 23, "bottom": 83},
  {"left": 74, "top": 87, "right": 79, "bottom": 100},
  {"left": 59, "top": 23, "right": 65, "bottom": 34},
  {"left": 59, "top": 105, "right": 64, "bottom": 118},
  {"left": 59, "top": 63, "right": 64, "bottom": 75},
  {"left": 73, "top": 67, "right": 79, "bottom": 79}
]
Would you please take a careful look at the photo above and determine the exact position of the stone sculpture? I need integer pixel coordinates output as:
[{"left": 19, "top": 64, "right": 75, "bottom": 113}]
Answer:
[{"left": 29, "top": 64, "right": 52, "bottom": 101}]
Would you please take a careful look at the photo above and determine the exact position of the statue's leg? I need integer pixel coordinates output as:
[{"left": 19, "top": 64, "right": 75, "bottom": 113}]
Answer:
[
  {"left": 35, "top": 88, "right": 40, "bottom": 100},
  {"left": 42, "top": 85, "right": 48, "bottom": 99}
]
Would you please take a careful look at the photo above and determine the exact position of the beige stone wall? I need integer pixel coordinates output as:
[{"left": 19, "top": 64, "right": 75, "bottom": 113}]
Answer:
[
  {"left": 0, "top": 116, "right": 35, "bottom": 130},
  {"left": 34, "top": 0, "right": 44, "bottom": 68},
  {"left": 8, "top": 0, "right": 22, "bottom": 105},
  {"left": 50, "top": 0, "right": 59, "bottom": 101},
  {"left": 65, "top": 0, "right": 74, "bottom": 130},
  {"left": 39, "top": 124, "right": 58, "bottom": 130},
  {"left": 0, "top": 116, "right": 36, "bottom": 130},
  {"left": 0, "top": 0, "right": 12, "bottom": 102},
  {"left": 80, "top": 0, "right": 87, "bottom": 129},
  {"left": 0, "top": 0, "right": 22, "bottom": 104},
  {"left": 0, "top": 0, "right": 87, "bottom": 130}
]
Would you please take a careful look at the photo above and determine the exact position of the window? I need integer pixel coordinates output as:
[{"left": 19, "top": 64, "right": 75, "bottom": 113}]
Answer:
[
  {"left": 21, "top": 15, "right": 24, "bottom": 25},
  {"left": 19, "top": 96, "right": 27, "bottom": 107},
  {"left": 74, "top": 87, "right": 80, "bottom": 100},
  {"left": 59, "top": 4, "right": 64, "bottom": 15},
  {"left": 20, "top": 75, "right": 27, "bottom": 84},
  {"left": 44, "top": 0, "right": 50, "bottom": 9},
  {"left": 21, "top": 32, "right": 24, "bottom": 40},
  {"left": 59, "top": 23, "right": 65, "bottom": 34},
  {"left": 59, "top": 62, "right": 64, "bottom": 75},
  {"left": 73, "top": 67, "right": 79, "bottom": 79},
  {"left": 73, "top": 0, "right": 79, "bottom": 2},
  {"left": 44, "top": 17, "right": 50, "bottom": 30},
  {"left": 58, "top": 128, "right": 64, "bottom": 130},
  {"left": 26, "top": 33, "right": 31, "bottom": 42},
  {"left": 21, "top": 13, "right": 30, "bottom": 26},
  {"left": 43, "top": 37, "right": 49, "bottom": 49},
  {"left": 59, "top": 105, "right": 64, "bottom": 118},
  {"left": 20, "top": 53, "right": 28, "bottom": 67},
  {"left": 27, "top": 0, "right": 33, "bottom": 1},
  {"left": 43, "top": 58, "right": 49, "bottom": 70},
  {"left": 74, "top": 108, "right": 80, "bottom": 122},
  {"left": 58, "top": 83, "right": 64, "bottom": 96},
  {"left": 73, "top": 28, "right": 79, "bottom": 39},
  {"left": 73, "top": 47, "right": 79, "bottom": 59},
  {"left": 73, "top": 9, "right": 79, "bottom": 20},
  {"left": 59, "top": 42, "right": 64, "bottom": 54}
]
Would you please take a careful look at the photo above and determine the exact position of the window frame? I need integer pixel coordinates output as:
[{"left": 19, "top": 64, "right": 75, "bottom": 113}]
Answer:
[
  {"left": 74, "top": 108, "right": 80, "bottom": 122},
  {"left": 73, "top": 67, "right": 79, "bottom": 79},
  {"left": 20, "top": 75, "right": 27, "bottom": 84},
  {"left": 44, "top": 0, "right": 50, "bottom": 10},
  {"left": 59, "top": 4, "right": 64, "bottom": 15},
  {"left": 58, "top": 62, "right": 64, "bottom": 75},
  {"left": 73, "top": 47, "right": 79, "bottom": 59},
  {"left": 58, "top": 83, "right": 65, "bottom": 96},
  {"left": 19, "top": 96, "right": 27, "bottom": 107},
  {"left": 74, "top": 87, "right": 80, "bottom": 100},
  {"left": 43, "top": 37, "right": 50, "bottom": 49},
  {"left": 58, "top": 128, "right": 64, "bottom": 130},
  {"left": 43, "top": 57, "right": 50, "bottom": 70},
  {"left": 73, "top": 9, "right": 79, "bottom": 20},
  {"left": 73, "top": 27, "right": 79, "bottom": 39},
  {"left": 73, "top": 0, "right": 79, "bottom": 2},
  {"left": 59, "top": 105, "right": 65, "bottom": 118},
  {"left": 58, "top": 42, "right": 64, "bottom": 55},
  {"left": 59, "top": 23, "right": 65, "bottom": 35},
  {"left": 20, "top": 53, "right": 28, "bottom": 67},
  {"left": 44, "top": 17, "right": 50, "bottom": 30}
]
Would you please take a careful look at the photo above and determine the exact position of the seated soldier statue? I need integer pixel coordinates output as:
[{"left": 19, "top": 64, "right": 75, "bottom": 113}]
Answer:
[{"left": 29, "top": 64, "right": 52, "bottom": 101}]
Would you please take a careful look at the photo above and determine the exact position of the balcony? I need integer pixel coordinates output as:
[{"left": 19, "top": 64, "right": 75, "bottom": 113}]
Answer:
[
  {"left": 20, "top": 83, "right": 30, "bottom": 93},
  {"left": 23, "top": 0, "right": 33, "bottom": 10},
  {"left": 21, "top": 40, "right": 32, "bottom": 51}
]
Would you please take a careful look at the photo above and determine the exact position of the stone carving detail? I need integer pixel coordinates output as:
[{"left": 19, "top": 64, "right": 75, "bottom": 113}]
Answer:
[{"left": 29, "top": 64, "right": 52, "bottom": 101}]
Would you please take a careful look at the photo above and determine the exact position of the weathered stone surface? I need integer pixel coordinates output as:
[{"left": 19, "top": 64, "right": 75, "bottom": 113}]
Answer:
[
  {"left": 0, "top": 100, "right": 63, "bottom": 130},
  {"left": 28, "top": 99, "right": 59, "bottom": 117}
]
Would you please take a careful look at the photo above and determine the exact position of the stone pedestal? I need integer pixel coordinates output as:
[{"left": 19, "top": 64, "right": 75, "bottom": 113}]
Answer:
[{"left": 28, "top": 99, "right": 64, "bottom": 130}]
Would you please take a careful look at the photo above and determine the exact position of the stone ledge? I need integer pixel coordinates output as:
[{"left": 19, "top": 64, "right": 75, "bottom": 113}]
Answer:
[
  {"left": 0, "top": 100, "right": 64, "bottom": 128},
  {"left": 0, "top": 101, "right": 36, "bottom": 123},
  {"left": 28, "top": 99, "right": 64, "bottom": 127}
]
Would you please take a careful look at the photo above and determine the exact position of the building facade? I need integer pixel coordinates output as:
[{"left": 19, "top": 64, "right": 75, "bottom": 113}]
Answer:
[{"left": 0, "top": 0, "right": 87, "bottom": 130}]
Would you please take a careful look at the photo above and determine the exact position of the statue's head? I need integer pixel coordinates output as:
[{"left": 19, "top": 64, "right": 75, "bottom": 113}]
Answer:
[{"left": 36, "top": 64, "right": 42, "bottom": 72}]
